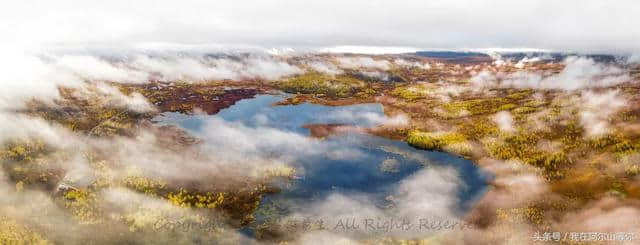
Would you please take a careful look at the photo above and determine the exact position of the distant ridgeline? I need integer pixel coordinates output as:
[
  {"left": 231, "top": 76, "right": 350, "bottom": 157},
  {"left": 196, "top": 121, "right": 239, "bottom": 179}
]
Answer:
[
  {"left": 414, "top": 51, "right": 623, "bottom": 64},
  {"left": 413, "top": 51, "right": 491, "bottom": 64},
  {"left": 499, "top": 52, "right": 621, "bottom": 63},
  {"left": 414, "top": 51, "right": 490, "bottom": 59}
]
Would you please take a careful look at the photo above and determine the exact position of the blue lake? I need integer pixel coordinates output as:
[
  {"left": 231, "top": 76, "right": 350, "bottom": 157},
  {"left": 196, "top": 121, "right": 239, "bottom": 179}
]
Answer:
[{"left": 153, "top": 94, "right": 488, "bottom": 226}]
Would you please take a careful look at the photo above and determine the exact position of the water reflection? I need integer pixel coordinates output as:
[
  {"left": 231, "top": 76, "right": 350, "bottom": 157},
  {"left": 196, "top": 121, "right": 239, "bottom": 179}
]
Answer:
[{"left": 153, "top": 94, "right": 488, "bottom": 224}]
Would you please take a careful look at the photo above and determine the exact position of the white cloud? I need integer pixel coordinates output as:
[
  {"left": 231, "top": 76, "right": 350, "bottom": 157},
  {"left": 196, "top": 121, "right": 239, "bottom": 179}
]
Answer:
[
  {"left": 0, "top": 50, "right": 304, "bottom": 114},
  {"left": 93, "top": 82, "right": 155, "bottom": 112},
  {"left": 493, "top": 111, "right": 515, "bottom": 132},
  {"left": 319, "top": 108, "right": 408, "bottom": 127},
  {"left": 471, "top": 57, "right": 632, "bottom": 91},
  {"left": 197, "top": 117, "right": 323, "bottom": 163},
  {"left": 556, "top": 198, "right": 640, "bottom": 239},
  {"left": 0, "top": 50, "right": 82, "bottom": 109},
  {"left": 579, "top": 90, "right": 626, "bottom": 137},
  {"left": 514, "top": 57, "right": 541, "bottom": 69},
  {"left": 472, "top": 159, "right": 550, "bottom": 211},
  {"left": 286, "top": 166, "right": 463, "bottom": 239},
  {"left": 394, "top": 59, "right": 431, "bottom": 69},
  {"left": 359, "top": 71, "right": 391, "bottom": 81},
  {"left": 469, "top": 70, "right": 498, "bottom": 89},
  {"left": 2, "top": 1, "right": 640, "bottom": 53},
  {"left": 55, "top": 55, "right": 149, "bottom": 83},
  {"left": 243, "top": 57, "right": 302, "bottom": 80},
  {"left": 0, "top": 113, "right": 73, "bottom": 146},
  {"left": 130, "top": 54, "right": 300, "bottom": 81},
  {"left": 336, "top": 57, "right": 390, "bottom": 70},
  {"left": 307, "top": 61, "right": 343, "bottom": 75}
]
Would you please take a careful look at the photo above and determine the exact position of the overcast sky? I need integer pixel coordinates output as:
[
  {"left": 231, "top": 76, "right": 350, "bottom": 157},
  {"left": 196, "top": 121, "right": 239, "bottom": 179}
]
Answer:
[{"left": 1, "top": 0, "right": 639, "bottom": 54}]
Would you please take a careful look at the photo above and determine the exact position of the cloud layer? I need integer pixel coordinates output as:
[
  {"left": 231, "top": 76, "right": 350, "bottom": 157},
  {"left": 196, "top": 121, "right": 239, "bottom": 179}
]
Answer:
[
  {"left": 2, "top": 0, "right": 640, "bottom": 53},
  {"left": 471, "top": 57, "right": 631, "bottom": 91}
]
